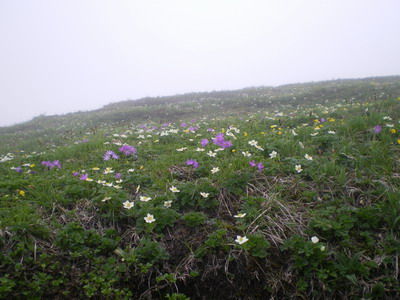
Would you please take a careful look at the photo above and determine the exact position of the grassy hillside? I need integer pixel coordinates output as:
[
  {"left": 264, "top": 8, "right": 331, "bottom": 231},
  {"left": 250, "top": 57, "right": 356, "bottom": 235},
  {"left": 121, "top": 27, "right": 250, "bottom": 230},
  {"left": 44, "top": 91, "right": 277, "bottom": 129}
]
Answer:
[
  {"left": 1, "top": 77, "right": 400, "bottom": 299},
  {"left": 1, "top": 76, "right": 400, "bottom": 153}
]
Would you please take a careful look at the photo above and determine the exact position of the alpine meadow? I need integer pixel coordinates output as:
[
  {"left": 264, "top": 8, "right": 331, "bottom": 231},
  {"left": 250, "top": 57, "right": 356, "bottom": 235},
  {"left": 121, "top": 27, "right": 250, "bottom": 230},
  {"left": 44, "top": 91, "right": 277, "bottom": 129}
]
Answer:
[{"left": 1, "top": 76, "right": 400, "bottom": 299}]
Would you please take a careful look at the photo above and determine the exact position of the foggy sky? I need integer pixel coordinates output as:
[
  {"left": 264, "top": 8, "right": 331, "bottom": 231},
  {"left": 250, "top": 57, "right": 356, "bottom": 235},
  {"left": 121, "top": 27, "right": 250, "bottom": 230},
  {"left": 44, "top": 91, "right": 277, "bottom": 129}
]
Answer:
[{"left": 1, "top": 0, "right": 399, "bottom": 127}]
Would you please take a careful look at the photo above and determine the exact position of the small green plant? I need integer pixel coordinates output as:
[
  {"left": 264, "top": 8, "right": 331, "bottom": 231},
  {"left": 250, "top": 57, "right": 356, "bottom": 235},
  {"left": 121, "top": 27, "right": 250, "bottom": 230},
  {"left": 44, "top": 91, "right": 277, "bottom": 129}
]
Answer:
[{"left": 182, "top": 212, "right": 207, "bottom": 227}]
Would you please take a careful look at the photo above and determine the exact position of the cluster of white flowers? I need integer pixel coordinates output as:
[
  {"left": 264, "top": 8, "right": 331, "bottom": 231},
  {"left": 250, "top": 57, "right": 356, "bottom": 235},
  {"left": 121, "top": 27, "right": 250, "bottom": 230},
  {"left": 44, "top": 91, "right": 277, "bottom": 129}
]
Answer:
[
  {"left": 0, "top": 153, "right": 14, "bottom": 163},
  {"left": 248, "top": 140, "right": 264, "bottom": 151}
]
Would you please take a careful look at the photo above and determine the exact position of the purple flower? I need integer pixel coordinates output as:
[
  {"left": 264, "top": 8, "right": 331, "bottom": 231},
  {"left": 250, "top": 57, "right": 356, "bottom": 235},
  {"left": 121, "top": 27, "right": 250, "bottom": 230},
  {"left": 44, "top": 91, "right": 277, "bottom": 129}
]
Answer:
[
  {"left": 320, "top": 118, "right": 327, "bottom": 123},
  {"left": 72, "top": 172, "right": 80, "bottom": 177},
  {"left": 186, "top": 159, "right": 199, "bottom": 169},
  {"left": 103, "top": 150, "right": 119, "bottom": 161},
  {"left": 212, "top": 133, "right": 233, "bottom": 148},
  {"left": 200, "top": 139, "right": 209, "bottom": 147},
  {"left": 80, "top": 174, "right": 88, "bottom": 181},
  {"left": 118, "top": 145, "right": 137, "bottom": 156},
  {"left": 257, "top": 163, "right": 264, "bottom": 171},
  {"left": 207, "top": 128, "right": 215, "bottom": 132},
  {"left": 41, "top": 160, "right": 61, "bottom": 169},
  {"left": 180, "top": 122, "right": 188, "bottom": 127},
  {"left": 188, "top": 126, "right": 198, "bottom": 132},
  {"left": 249, "top": 160, "right": 256, "bottom": 167},
  {"left": 15, "top": 166, "right": 23, "bottom": 173},
  {"left": 52, "top": 160, "right": 62, "bottom": 169},
  {"left": 115, "top": 173, "right": 122, "bottom": 179},
  {"left": 373, "top": 125, "right": 382, "bottom": 134}
]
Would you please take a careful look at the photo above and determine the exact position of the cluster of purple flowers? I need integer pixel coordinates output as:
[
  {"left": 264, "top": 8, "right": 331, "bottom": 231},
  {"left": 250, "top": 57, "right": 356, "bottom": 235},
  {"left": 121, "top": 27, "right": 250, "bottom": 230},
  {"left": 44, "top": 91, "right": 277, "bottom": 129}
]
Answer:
[
  {"left": 104, "top": 145, "right": 137, "bottom": 161},
  {"left": 103, "top": 150, "right": 119, "bottom": 161},
  {"left": 186, "top": 159, "right": 199, "bottom": 168},
  {"left": 119, "top": 145, "right": 137, "bottom": 156},
  {"left": 249, "top": 160, "right": 264, "bottom": 171},
  {"left": 212, "top": 133, "right": 233, "bottom": 148},
  {"left": 188, "top": 126, "right": 198, "bottom": 132},
  {"left": 41, "top": 160, "right": 62, "bottom": 169}
]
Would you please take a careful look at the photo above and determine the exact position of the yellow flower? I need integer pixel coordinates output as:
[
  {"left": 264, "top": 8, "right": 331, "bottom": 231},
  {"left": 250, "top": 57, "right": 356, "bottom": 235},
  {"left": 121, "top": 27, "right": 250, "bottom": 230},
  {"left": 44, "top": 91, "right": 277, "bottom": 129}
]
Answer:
[
  {"left": 328, "top": 118, "right": 335, "bottom": 122},
  {"left": 30, "top": 164, "right": 35, "bottom": 168},
  {"left": 270, "top": 125, "right": 277, "bottom": 128},
  {"left": 18, "top": 190, "right": 26, "bottom": 197},
  {"left": 243, "top": 132, "right": 248, "bottom": 137},
  {"left": 277, "top": 131, "right": 282, "bottom": 135},
  {"left": 397, "top": 139, "right": 400, "bottom": 144},
  {"left": 390, "top": 129, "right": 396, "bottom": 134},
  {"left": 231, "top": 149, "right": 236, "bottom": 152},
  {"left": 139, "top": 165, "right": 144, "bottom": 170}
]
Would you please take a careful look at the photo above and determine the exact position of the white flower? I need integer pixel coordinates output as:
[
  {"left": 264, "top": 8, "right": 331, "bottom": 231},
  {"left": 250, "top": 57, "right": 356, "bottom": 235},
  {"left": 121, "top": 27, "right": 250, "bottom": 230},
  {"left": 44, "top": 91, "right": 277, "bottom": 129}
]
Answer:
[
  {"left": 291, "top": 129, "right": 298, "bottom": 136},
  {"left": 235, "top": 235, "right": 249, "bottom": 245},
  {"left": 234, "top": 213, "right": 246, "bottom": 218},
  {"left": 320, "top": 245, "right": 326, "bottom": 251},
  {"left": 195, "top": 147, "right": 205, "bottom": 152},
  {"left": 144, "top": 213, "right": 156, "bottom": 223},
  {"left": 310, "top": 132, "right": 319, "bottom": 136},
  {"left": 200, "top": 192, "right": 209, "bottom": 198},
  {"left": 295, "top": 164, "right": 303, "bottom": 173},
  {"left": 169, "top": 186, "right": 180, "bottom": 193},
  {"left": 311, "top": 236, "right": 319, "bottom": 244},
  {"left": 248, "top": 140, "right": 258, "bottom": 146},
  {"left": 164, "top": 200, "right": 172, "bottom": 208},
  {"left": 255, "top": 145, "right": 264, "bottom": 151},
  {"left": 101, "top": 197, "right": 111, "bottom": 202},
  {"left": 211, "top": 167, "right": 220, "bottom": 174},
  {"left": 299, "top": 141, "right": 305, "bottom": 149},
  {"left": 207, "top": 151, "right": 217, "bottom": 157},
  {"left": 127, "top": 168, "right": 135, "bottom": 173},
  {"left": 176, "top": 147, "right": 187, "bottom": 152},
  {"left": 304, "top": 154, "right": 313, "bottom": 161},
  {"left": 242, "top": 151, "right": 252, "bottom": 157},
  {"left": 123, "top": 200, "right": 134, "bottom": 209},
  {"left": 269, "top": 151, "right": 278, "bottom": 158},
  {"left": 140, "top": 196, "right": 152, "bottom": 202}
]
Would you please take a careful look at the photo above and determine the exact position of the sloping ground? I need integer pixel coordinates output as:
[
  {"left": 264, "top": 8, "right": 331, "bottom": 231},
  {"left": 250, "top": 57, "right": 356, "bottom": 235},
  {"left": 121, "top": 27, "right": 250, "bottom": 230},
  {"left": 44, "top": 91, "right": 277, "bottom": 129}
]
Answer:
[
  {"left": 0, "top": 81, "right": 400, "bottom": 299},
  {"left": 1, "top": 76, "right": 400, "bottom": 153}
]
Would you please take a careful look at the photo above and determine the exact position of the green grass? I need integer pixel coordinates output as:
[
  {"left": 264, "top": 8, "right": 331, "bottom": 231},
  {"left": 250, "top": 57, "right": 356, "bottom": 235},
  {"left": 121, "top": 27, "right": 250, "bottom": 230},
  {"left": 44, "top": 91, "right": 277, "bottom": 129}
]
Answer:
[{"left": 0, "top": 78, "right": 400, "bottom": 299}]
